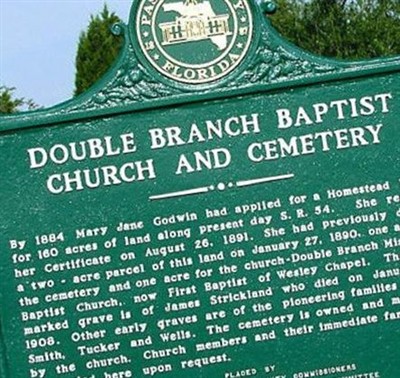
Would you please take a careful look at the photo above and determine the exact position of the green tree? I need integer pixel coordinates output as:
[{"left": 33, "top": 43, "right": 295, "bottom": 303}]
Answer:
[
  {"left": 0, "top": 86, "right": 37, "bottom": 114},
  {"left": 74, "top": 5, "right": 123, "bottom": 96},
  {"left": 270, "top": 0, "right": 400, "bottom": 59}
]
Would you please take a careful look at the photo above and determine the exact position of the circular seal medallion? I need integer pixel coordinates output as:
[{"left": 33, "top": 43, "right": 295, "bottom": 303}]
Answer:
[{"left": 135, "top": 0, "right": 253, "bottom": 84}]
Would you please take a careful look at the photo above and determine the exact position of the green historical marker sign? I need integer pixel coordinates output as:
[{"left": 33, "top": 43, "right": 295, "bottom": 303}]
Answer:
[{"left": 1, "top": 1, "right": 400, "bottom": 378}]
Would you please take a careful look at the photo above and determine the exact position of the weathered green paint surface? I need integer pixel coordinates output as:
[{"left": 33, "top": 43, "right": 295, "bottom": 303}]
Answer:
[{"left": 1, "top": 1, "right": 400, "bottom": 378}]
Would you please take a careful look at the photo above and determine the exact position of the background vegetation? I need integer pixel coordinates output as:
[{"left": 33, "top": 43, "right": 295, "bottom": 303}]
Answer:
[{"left": 270, "top": 0, "right": 400, "bottom": 59}]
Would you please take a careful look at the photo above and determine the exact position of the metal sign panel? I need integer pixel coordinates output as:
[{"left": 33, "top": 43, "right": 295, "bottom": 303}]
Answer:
[{"left": 1, "top": 1, "right": 399, "bottom": 378}]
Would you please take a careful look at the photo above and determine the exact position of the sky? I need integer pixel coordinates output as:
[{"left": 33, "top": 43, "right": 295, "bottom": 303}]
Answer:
[{"left": 0, "top": 0, "right": 133, "bottom": 108}]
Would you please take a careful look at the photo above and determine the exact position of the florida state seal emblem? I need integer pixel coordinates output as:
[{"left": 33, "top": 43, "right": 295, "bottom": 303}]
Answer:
[{"left": 135, "top": 0, "right": 253, "bottom": 84}]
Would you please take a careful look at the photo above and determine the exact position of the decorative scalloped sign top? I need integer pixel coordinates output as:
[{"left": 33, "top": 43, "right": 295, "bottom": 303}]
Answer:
[{"left": 0, "top": 0, "right": 399, "bottom": 129}]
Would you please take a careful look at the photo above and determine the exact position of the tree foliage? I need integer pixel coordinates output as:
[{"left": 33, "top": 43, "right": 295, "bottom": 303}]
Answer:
[
  {"left": 0, "top": 86, "right": 37, "bottom": 114},
  {"left": 270, "top": 0, "right": 400, "bottom": 59},
  {"left": 74, "top": 5, "right": 123, "bottom": 96}
]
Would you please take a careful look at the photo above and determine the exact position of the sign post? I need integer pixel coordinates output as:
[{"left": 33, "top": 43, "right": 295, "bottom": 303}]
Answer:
[{"left": 1, "top": 1, "right": 399, "bottom": 377}]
